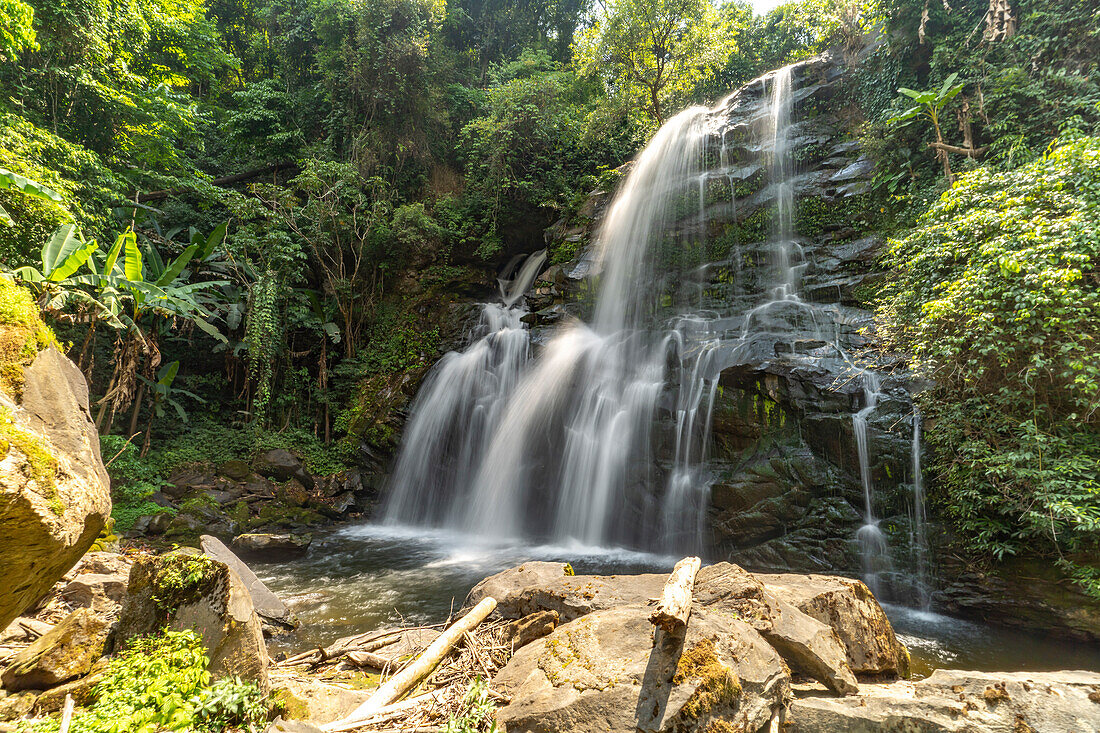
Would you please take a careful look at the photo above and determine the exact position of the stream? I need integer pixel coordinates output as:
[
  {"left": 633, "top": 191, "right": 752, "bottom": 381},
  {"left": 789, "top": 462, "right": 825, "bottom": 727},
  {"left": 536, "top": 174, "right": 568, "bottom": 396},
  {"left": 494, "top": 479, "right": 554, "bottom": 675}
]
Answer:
[{"left": 256, "top": 522, "right": 1100, "bottom": 678}]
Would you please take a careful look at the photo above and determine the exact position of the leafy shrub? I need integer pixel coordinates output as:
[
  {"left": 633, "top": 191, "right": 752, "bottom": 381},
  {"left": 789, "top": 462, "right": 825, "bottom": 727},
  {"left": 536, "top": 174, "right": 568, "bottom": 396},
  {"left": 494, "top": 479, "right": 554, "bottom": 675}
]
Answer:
[
  {"left": 100, "top": 434, "right": 172, "bottom": 531},
  {"left": 878, "top": 134, "right": 1100, "bottom": 594},
  {"left": 443, "top": 678, "right": 497, "bottom": 733},
  {"left": 22, "top": 630, "right": 267, "bottom": 733}
]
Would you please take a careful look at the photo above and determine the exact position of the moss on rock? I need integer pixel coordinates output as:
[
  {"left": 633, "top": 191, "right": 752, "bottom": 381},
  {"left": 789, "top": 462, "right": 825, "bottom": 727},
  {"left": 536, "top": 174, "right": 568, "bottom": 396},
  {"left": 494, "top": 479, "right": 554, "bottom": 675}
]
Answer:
[{"left": 674, "top": 637, "right": 742, "bottom": 721}]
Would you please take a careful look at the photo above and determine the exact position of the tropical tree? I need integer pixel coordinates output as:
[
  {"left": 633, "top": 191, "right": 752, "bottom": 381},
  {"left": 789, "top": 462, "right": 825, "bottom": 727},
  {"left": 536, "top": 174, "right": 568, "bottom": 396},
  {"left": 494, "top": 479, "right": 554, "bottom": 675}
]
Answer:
[
  {"left": 888, "top": 72, "right": 970, "bottom": 181},
  {"left": 137, "top": 360, "right": 205, "bottom": 455},
  {"left": 575, "top": 0, "right": 736, "bottom": 124}
]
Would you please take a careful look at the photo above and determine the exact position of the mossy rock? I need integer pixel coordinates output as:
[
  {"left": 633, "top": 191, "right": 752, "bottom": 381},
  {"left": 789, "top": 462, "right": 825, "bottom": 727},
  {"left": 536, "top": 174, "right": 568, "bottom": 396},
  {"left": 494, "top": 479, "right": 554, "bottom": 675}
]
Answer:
[{"left": 0, "top": 608, "right": 109, "bottom": 691}]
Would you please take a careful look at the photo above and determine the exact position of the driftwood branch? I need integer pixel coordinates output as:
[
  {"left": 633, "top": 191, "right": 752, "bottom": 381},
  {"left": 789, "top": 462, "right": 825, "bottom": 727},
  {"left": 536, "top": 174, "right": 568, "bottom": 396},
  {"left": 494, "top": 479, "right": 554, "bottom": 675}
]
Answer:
[
  {"left": 927, "top": 142, "right": 987, "bottom": 158},
  {"left": 328, "top": 596, "right": 498, "bottom": 731},
  {"left": 134, "top": 163, "right": 297, "bottom": 202},
  {"left": 649, "top": 556, "right": 701, "bottom": 633}
]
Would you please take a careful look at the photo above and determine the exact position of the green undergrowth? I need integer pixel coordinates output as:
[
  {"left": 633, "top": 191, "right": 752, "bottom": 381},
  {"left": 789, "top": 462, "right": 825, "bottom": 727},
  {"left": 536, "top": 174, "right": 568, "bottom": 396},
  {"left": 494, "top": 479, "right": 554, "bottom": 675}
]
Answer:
[
  {"left": 0, "top": 278, "right": 55, "bottom": 397},
  {"left": 21, "top": 630, "right": 266, "bottom": 733},
  {"left": 878, "top": 134, "right": 1100, "bottom": 596}
]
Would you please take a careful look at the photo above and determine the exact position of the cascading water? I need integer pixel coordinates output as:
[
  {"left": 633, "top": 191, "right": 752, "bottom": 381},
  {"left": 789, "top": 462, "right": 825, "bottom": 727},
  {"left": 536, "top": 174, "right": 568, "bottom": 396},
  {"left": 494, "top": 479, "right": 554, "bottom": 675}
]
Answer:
[
  {"left": 853, "top": 371, "right": 892, "bottom": 595},
  {"left": 382, "top": 56, "right": 935, "bottom": 603},
  {"left": 911, "top": 408, "right": 932, "bottom": 609}
]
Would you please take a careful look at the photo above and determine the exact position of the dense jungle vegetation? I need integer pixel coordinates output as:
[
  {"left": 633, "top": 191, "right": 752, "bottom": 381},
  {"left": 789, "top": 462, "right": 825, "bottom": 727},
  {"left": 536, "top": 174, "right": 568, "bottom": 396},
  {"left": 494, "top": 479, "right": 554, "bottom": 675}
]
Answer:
[{"left": 0, "top": 0, "right": 1097, "bottom": 590}]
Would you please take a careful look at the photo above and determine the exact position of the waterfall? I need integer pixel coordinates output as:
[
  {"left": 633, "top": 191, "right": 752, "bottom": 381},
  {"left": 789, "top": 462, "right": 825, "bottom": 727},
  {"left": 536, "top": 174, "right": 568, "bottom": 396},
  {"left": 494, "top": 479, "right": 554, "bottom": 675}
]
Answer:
[
  {"left": 381, "top": 55, "right": 934, "bottom": 601},
  {"left": 911, "top": 408, "right": 932, "bottom": 609},
  {"left": 853, "top": 371, "right": 892, "bottom": 595}
]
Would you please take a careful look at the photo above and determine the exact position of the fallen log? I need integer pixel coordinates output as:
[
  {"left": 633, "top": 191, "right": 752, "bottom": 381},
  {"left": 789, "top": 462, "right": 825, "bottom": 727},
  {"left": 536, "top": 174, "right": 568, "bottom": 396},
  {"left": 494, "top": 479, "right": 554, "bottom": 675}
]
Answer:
[
  {"left": 927, "top": 141, "right": 988, "bottom": 158},
  {"left": 346, "top": 649, "right": 395, "bottom": 670},
  {"left": 323, "top": 691, "right": 441, "bottom": 732},
  {"left": 134, "top": 163, "right": 296, "bottom": 202},
  {"left": 327, "top": 597, "right": 498, "bottom": 730},
  {"left": 649, "top": 556, "right": 701, "bottom": 633}
]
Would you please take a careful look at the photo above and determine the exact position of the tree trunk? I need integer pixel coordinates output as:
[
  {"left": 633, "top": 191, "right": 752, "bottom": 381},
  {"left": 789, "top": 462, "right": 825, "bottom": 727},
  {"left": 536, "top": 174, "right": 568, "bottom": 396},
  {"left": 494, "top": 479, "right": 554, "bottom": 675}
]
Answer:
[
  {"left": 128, "top": 382, "right": 146, "bottom": 438},
  {"left": 649, "top": 556, "right": 701, "bottom": 633}
]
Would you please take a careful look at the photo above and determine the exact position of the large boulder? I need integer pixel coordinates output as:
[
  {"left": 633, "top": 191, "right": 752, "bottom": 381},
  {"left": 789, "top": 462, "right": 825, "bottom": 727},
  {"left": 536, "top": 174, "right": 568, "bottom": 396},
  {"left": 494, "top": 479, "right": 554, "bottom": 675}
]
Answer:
[
  {"left": 492, "top": 604, "right": 789, "bottom": 733},
  {"left": 466, "top": 562, "right": 668, "bottom": 622},
  {"left": 200, "top": 535, "right": 297, "bottom": 633},
  {"left": 694, "top": 563, "right": 859, "bottom": 695},
  {"left": 0, "top": 346, "right": 111, "bottom": 629},
  {"left": 114, "top": 550, "right": 269, "bottom": 689},
  {"left": 231, "top": 532, "right": 312, "bottom": 561},
  {"left": 1, "top": 608, "right": 109, "bottom": 691},
  {"left": 787, "top": 670, "right": 1100, "bottom": 732},
  {"left": 759, "top": 572, "right": 909, "bottom": 677},
  {"left": 252, "top": 449, "right": 314, "bottom": 490},
  {"left": 61, "top": 573, "right": 128, "bottom": 613}
]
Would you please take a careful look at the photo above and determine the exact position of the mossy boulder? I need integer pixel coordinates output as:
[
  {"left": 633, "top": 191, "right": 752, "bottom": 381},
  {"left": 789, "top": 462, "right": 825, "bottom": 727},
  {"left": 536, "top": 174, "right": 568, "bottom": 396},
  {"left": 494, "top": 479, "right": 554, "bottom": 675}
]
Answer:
[
  {"left": 114, "top": 551, "right": 269, "bottom": 689},
  {"left": 492, "top": 604, "right": 788, "bottom": 733},
  {"left": 0, "top": 283, "right": 111, "bottom": 629},
  {"left": 1, "top": 608, "right": 109, "bottom": 691}
]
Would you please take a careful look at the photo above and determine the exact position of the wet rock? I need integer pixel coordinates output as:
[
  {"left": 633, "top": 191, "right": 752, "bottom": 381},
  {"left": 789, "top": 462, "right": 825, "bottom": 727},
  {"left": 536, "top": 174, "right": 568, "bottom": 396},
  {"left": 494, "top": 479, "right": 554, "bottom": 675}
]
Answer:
[
  {"left": 274, "top": 479, "right": 311, "bottom": 508},
  {"left": 200, "top": 535, "right": 297, "bottom": 633},
  {"left": 61, "top": 573, "right": 128, "bottom": 613},
  {"left": 114, "top": 551, "right": 268, "bottom": 688},
  {"left": 231, "top": 532, "right": 312, "bottom": 561},
  {"left": 492, "top": 604, "right": 788, "bottom": 733},
  {"left": 787, "top": 670, "right": 1100, "bottom": 732},
  {"left": 164, "top": 466, "right": 216, "bottom": 499},
  {"left": 694, "top": 563, "right": 858, "bottom": 696},
  {"left": 1, "top": 608, "right": 109, "bottom": 691},
  {"left": 466, "top": 562, "right": 667, "bottom": 622},
  {"left": 0, "top": 347, "right": 111, "bottom": 630},
  {"left": 759, "top": 573, "right": 909, "bottom": 677},
  {"left": 253, "top": 449, "right": 314, "bottom": 490}
]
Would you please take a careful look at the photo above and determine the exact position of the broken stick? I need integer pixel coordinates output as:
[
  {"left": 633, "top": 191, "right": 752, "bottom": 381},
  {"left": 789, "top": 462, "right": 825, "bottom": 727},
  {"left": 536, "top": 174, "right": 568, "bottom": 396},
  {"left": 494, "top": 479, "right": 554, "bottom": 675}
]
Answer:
[
  {"left": 326, "top": 596, "right": 498, "bottom": 731},
  {"left": 649, "top": 556, "right": 701, "bottom": 633}
]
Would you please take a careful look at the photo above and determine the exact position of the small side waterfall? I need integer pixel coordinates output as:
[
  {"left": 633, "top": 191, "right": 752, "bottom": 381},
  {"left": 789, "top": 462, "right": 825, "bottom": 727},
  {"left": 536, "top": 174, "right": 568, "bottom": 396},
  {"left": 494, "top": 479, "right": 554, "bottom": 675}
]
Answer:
[
  {"left": 853, "top": 371, "right": 892, "bottom": 595},
  {"left": 911, "top": 408, "right": 932, "bottom": 608}
]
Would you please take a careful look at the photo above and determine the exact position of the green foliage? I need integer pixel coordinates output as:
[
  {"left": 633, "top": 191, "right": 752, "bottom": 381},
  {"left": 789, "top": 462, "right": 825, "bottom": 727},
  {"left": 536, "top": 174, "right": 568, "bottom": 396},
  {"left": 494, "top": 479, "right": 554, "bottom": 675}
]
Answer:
[
  {"left": 575, "top": 0, "right": 734, "bottom": 124},
  {"left": 0, "top": 0, "right": 36, "bottom": 61},
  {"left": 878, "top": 135, "right": 1100, "bottom": 595},
  {"left": 22, "top": 630, "right": 267, "bottom": 733},
  {"left": 101, "top": 434, "right": 171, "bottom": 530},
  {"left": 443, "top": 678, "right": 498, "bottom": 733}
]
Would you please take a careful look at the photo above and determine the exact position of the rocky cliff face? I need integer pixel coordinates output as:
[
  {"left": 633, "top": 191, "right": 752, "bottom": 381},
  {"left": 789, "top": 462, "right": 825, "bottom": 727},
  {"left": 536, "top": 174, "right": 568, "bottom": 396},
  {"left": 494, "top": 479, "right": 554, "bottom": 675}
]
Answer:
[
  {"left": 539, "top": 53, "right": 923, "bottom": 592},
  {"left": 0, "top": 344, "right": 111, "bottom": 628}
]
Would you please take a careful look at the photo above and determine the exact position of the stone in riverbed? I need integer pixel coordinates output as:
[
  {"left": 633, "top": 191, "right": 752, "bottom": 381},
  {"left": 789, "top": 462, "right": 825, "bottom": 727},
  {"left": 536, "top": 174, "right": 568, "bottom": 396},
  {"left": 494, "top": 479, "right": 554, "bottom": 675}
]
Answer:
[
  {"left": 787, "top": 669, "right": 1100, "bottom": 732},
  {"left": 492, "top": 604, "right": 789, "bottom": 733},
  {"left": 759, "top": 572, "right": 909, "bottom": 678},
  {"left": 1, "top": 608, "right": 109, "bottom": 691},
  {"left": 231, "top": 532, "right": 312, "bottom": 561},
  {"left": 252, "top": 449, "right": 314, "bottom": 490},
  {"left": 200, "top": 534, "right": 297, "bottom": 633}
]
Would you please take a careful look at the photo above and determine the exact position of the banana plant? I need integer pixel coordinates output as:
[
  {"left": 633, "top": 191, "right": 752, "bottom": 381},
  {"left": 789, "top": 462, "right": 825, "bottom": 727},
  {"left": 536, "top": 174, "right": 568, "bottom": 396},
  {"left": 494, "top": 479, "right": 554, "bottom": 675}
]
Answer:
[
  {"left": 137, "top": 360, "right": 205, "bottom": 455},
  {"left": 0, "top": 168, "right": 66, "bottom": 226},
  {"left": 888, "top": 72, "right": 966, "bottom": 181}
]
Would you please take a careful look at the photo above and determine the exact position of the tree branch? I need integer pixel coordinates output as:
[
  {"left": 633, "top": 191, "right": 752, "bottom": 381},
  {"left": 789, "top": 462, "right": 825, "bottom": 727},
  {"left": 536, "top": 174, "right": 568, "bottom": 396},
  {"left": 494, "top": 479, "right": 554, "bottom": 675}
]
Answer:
[{"left": 134, "top": 163, "right": 298, "bottom": 202}]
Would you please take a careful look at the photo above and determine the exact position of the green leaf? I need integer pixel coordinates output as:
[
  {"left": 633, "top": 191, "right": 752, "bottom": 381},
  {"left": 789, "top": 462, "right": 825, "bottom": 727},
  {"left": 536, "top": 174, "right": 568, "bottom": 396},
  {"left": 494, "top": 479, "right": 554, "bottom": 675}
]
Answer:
[
  {"left": 0, "top": 167, "right": 64, "bottom": 203},
  {"left": 197, "top": 222, "right": 227, "bottom": 260},
  {"left": 41, "top": 224, "right": 83, "bottom": 276},
  {"left": 156, "top": 244, "right": 199, "bottom": 286},
  {"left": 157, "top": 360, "right": 180, "bottom": 387},
  {"left": 123, "top": 230, "right": 143, "bottom": 282},
  {"left": 103, "top": 232, "right": 126, "bottom": 279},
  {"left": 48, "top": 239, "right": 99, "bottom": 282}
]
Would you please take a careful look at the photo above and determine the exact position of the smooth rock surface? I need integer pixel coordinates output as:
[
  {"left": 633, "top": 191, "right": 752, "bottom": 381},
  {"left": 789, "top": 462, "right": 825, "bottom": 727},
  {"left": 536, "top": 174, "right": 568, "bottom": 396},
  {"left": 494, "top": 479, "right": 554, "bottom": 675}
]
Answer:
[
  {"left": 760, "top": 572, "right": 909, "bottom": 677},
  {"left": 787, "top": 669, "right": 1100, "bottom": 732},
  {"left": 492, "top": 604, "right": 789, "bottom": 733},
  {"left": 200, "top": 535, "right": 297, "bottom": 632},
  {"left": 0, "top": 347, "right": 111, "bottom": 629},
  {"left": 1, "top": 608, "right": 108, "bottom": 691}
]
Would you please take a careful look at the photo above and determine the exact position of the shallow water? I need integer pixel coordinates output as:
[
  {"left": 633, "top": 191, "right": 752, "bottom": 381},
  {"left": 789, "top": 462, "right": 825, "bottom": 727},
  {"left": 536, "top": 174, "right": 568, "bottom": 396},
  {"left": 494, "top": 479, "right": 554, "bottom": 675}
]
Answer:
[{"left": 257, "top": 523, "right": 1100, "bottom": 676}]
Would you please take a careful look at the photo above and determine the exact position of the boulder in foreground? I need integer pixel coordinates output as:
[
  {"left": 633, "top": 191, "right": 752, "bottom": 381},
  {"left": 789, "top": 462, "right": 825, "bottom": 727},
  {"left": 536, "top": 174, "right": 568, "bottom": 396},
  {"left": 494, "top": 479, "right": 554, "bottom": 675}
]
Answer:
[
  {"left": 1, "top": 607, "right": 109, "bottom": 691},
  {"left": 787, "top": 669, "right": 1100, "bottom": 732},
  {"left": 0, "top": 345, "right": 111, "bottom": 629}
]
